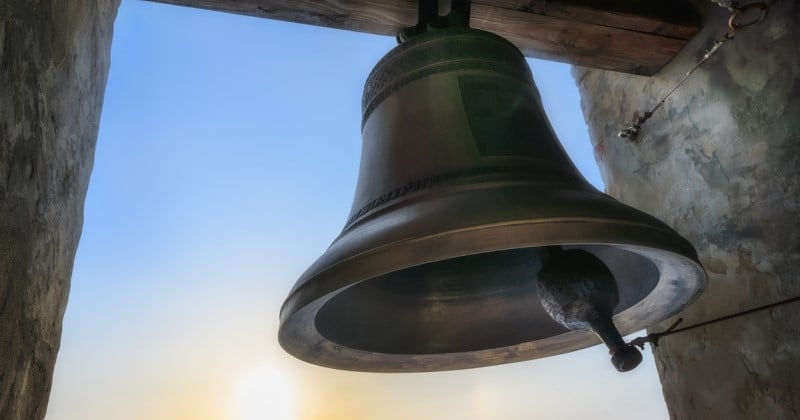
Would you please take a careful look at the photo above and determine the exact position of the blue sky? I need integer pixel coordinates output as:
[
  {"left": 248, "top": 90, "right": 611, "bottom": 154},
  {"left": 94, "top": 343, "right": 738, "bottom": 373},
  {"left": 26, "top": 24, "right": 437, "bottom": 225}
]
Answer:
[{"left": 47, "top": 1, "right": 667, "bottom": 419}]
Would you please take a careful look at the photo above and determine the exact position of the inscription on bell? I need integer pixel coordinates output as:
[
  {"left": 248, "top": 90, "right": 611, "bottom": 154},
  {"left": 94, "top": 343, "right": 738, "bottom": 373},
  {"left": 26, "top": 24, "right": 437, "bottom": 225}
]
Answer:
[{"left": 346, "top": 177, "right": 436, "bottom": 228}]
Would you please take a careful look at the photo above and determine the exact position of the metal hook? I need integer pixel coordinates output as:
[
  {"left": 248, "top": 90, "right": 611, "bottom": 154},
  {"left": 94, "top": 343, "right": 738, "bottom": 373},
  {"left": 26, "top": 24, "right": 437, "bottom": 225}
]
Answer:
[{"left": 728, "top": 2, "right": 768, "bottom": 31}]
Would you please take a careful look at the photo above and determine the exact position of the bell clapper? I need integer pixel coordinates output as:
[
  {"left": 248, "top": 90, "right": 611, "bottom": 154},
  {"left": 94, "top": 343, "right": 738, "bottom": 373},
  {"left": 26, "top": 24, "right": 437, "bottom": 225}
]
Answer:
[
  {"left": 536, "top": 246, "right": 643, "bottom": 372},
  {"left": 588, "top": 315, "right": 644, "bottom": 373}
]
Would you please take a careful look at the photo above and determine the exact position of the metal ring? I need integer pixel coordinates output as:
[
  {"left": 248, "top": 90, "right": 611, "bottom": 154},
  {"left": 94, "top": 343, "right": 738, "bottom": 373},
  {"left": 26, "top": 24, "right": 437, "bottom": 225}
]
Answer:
[{"left": 728, "top": 2, "right": 768, "bottom": 30}]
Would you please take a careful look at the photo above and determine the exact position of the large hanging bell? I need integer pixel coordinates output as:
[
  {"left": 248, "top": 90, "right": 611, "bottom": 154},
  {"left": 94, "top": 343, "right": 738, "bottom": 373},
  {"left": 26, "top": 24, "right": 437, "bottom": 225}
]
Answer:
[{"left": 278, "top": 27, "right": 705, "bottom": 372}]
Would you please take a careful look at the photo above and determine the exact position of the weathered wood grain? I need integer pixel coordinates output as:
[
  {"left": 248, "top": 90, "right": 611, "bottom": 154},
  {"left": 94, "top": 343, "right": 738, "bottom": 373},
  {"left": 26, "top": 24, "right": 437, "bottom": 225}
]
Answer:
[
  {"left": 488, "top": 1, "right": 698, "bottom": 39},
  {"left": 146, "top": 0, "right": 700, "bottom": 75}
]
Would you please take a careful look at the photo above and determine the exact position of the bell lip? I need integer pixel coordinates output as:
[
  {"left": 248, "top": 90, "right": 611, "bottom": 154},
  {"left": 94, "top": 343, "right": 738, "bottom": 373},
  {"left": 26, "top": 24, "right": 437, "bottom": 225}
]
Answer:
[
  {"left": 277, "top": 220, "right": 706, "bottom": 372},
  {"left": 280, "top": 184, "right": 704, "bottom": 315}
]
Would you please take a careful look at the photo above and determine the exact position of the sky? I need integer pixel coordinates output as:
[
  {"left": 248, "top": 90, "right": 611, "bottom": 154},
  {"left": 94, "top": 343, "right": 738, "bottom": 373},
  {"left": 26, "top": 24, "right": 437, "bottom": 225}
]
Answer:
[{"left": 46, "top": 1, "right": 669, "bottom": 419}]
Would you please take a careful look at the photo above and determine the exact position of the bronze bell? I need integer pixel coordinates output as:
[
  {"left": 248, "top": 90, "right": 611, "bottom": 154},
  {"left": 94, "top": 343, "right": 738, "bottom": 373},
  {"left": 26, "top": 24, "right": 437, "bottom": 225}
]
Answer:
[{"left": 278, "top": 27, "right": 706, "bottom": 372}]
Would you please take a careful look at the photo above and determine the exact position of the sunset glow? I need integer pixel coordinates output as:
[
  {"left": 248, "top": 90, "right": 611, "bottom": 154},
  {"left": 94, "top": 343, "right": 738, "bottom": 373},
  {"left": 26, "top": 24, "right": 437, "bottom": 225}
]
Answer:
[
  {"left": 228, "top": 364, "right": 297, "bottom": 420},
  {"left": 46, "top": 2, "right": 669, "bottom": 419}
]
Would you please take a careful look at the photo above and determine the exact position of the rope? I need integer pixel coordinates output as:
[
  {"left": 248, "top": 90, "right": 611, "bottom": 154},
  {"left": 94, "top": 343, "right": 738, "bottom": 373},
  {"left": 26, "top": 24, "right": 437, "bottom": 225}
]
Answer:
[{"left": 628, "top": 294, "right": 800, "bottom": 349}]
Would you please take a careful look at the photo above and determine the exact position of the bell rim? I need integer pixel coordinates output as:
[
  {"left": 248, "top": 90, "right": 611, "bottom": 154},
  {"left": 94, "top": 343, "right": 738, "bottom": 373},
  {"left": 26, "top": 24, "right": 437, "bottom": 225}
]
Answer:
[
  {"left": 282, "top": 182, "right": 702, "bottom": 307},
  {"left": 278, "top": 220, "right": 706, "bottom": 372}
]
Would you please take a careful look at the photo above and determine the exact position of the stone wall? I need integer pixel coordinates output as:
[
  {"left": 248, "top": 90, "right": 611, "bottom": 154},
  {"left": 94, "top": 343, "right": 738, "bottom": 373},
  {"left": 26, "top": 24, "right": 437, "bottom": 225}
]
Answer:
[
  {"left": 0, "top": 1, "right": 120, "bottom": 418},
  {"left": 574, "top": 1, "right": 799, "bottom": 418}
]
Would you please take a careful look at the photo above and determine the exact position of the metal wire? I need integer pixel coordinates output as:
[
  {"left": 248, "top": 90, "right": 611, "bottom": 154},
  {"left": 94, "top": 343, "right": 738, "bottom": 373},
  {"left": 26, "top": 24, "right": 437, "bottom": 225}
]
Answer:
[
  {"left": 618, "top": 2, "right": 768, "bottom": 141},
  {"left": 629, "top": 294, "right": 800, "bottom": 349}
]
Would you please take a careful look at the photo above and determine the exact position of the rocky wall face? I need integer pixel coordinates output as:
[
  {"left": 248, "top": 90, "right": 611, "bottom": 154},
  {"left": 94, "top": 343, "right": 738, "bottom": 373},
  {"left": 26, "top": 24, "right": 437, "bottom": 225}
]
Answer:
[
  {"left": 573, "top": 1, "right": 799, "bottom": 419},
  {"left": 0, "top": 1, "right": 120, "bottom": 418}
]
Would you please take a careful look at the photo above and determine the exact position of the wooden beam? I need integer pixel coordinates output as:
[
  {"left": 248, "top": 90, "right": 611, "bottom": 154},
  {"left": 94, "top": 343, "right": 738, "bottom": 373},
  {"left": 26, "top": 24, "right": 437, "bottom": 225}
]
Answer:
[
  {"left": 487, "top": 1, "right": 699, "bottom": 40},
  {"left": 146, "top": 0, "right": 700, "bottom": 75}
]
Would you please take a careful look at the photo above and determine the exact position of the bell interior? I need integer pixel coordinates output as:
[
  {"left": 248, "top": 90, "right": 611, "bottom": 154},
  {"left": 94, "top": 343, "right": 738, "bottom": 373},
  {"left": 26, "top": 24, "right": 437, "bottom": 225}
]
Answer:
[{"left": 315, "top": 245, "right": 658, "bottom": 355}]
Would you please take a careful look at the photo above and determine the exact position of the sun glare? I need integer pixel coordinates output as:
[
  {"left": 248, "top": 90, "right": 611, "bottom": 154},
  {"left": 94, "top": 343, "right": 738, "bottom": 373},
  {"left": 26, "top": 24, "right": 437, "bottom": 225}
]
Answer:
[{"left": 228, "top": 364, "right": 298, "bottom": 420}]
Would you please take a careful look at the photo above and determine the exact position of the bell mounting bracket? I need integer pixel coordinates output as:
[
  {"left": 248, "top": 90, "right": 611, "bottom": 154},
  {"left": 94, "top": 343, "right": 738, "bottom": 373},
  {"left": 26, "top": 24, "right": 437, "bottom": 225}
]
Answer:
[{"left": 397, "top": 0, "right": 471, "bottom": 43}]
